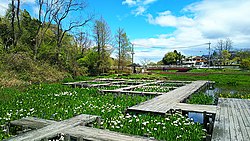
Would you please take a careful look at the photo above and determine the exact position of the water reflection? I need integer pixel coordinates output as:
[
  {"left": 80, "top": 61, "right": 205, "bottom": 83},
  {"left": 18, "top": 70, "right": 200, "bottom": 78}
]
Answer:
[{"left": 188, "top": 112, "right": 203, "bottom": 124}]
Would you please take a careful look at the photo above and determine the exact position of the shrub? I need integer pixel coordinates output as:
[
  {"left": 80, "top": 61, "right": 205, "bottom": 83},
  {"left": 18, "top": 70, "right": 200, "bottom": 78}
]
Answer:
[{"left": 240, "top": 58, "right": 250, "bottom": 70}]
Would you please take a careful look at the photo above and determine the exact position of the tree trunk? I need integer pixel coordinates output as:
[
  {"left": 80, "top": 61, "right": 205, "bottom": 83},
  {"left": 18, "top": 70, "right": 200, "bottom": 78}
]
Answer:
[{"left": 11, "top": 0, "right": 15, "bottom": 48}]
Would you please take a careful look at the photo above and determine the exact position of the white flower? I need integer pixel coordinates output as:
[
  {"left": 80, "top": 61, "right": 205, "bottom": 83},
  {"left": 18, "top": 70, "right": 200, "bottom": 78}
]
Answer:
[
  {"left": 142, "top": 121, "right": 149, "bottom": 126},
  {"left": 125, "top": 115, "right": 131, "bottom": 118},
  {"left": 153, "top": 128, "right": 157, "bottom": 131},
  {"left": 202, "top": 129, "right": 207, "bottom": 132},
  {"left": 7, "top": 113, "right": 11, "bottom": 117}
]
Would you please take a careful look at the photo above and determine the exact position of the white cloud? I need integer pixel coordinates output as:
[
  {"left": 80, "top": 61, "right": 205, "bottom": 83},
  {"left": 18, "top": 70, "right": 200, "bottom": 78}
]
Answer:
[
  {"left": 122, "top": 0, "right": 137, "bottom": 6},
  {"left": 186, "top": 0, "right": 250, "bottom": 39},
  {"left": 122, "top": 0, "right": 158, "bottom": 16},
  {"left": 132, "top": 0, "right": 250, "bottom": 62},
  {"left": 0, "top": 0, "right": 9, "bottom": 16},
  {"left": 22, "top": 0, "right": 36, "bottom": 4},
  {"left": 133, "top": 6, "right": 146, "bottom": 16},
  {"left": 0, "top": 0, "right": 36, "bottom": 16},
  {"left": 147, "top": 11, "right": 195, "bottom": 27},
  {"left": 143, "top": 0, "right": 157, "bottom": 5}
]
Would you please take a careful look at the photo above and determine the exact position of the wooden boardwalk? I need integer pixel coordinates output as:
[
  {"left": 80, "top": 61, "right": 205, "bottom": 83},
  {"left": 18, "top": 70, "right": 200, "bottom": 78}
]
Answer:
[
  {"left": 127, "top": 81, "right": 213, "bottom": 114},
  {"left": 64, "top": 126, "right": 156, "bottom": 141},
  {"left": 212, "top": 98, "right": 250, "bottom": 141},
  {"left": 7, "top": 114, "right": 99, "bottom": 141},
  {"left": 174, "top": 103, "right": 217, "bottom": 114},
  {"left": 7, "top": 114, "right": 155, "bottom": 141},
  {"left": 10, "top": 117, "right": 57, "bottom": 129}
]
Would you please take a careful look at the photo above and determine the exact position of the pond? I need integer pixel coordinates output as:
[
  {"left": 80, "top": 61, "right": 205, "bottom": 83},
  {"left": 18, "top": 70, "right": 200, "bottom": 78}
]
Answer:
[{"left": 188, "top": 84, "right": 250, "bottom": 125}]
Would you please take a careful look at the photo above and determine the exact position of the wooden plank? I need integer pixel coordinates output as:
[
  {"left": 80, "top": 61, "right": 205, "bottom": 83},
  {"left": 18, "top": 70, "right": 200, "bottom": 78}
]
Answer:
[
  {"left": 100, "top": 90, "right": 163, "bottom": 96},
  {"left": 228, "top": 99, "right": 237, "bottom": 141},
  {"left": 212, "top": 98, "right": 250, "bottom": 141},
  {"left": 121, "top": 91, "right": 163, "bottom": 95},
  {"left": 231, "top": 99, "right": 243, "bottom": 140},
  {"left": 241, "top": 99, "right": 250, "bottom": 126},
  {"left": 118, "top": 81, "right": 163, "bottom": 91},
  {"left": 211, "top": 99, "right": 222, "bottom": 141},
  {"left": 10, "top": 117, "right": 57, "bottom": 129},
  {"left": 223, "top": 98, "right": 230, "bottom": 141},
  {"left": 7, "top": 114, "right": 99, "bottom": 141},
  {"left": 127, "top": 81, "right": 207, "bottom": 114},
  {"left": 173, "top": 103, "right": 217, "bottom": 114},
  {"left": 234, "top": 99, "right": 250, "bottom": 141},
  {"left": 95, "top": 78, "right": 127, "bottom": 82},
  {"left": 240, "top": 99, "right": 250, "bottom": 139},
  {"left": 63, "top": 126, "right": 156, "bottom": 141}
]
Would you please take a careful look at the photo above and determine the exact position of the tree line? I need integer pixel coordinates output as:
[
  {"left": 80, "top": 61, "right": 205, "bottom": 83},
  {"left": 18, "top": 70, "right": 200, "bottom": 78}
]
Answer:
[
  {"left": 0, "top": 0, "right": 132, "bottom": 79},
  {"left": 155, "top": 38, "right": 250, "bottom": 69}
]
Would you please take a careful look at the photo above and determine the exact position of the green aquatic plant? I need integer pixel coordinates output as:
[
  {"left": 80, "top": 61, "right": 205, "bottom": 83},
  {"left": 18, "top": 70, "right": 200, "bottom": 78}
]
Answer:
[{"left": 187, "top": 93, "right": 214, "bottom": 105}]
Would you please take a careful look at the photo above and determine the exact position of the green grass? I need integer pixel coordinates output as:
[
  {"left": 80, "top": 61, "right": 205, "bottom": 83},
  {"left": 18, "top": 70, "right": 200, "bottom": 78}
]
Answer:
[
  {"left": 219, "top": 93, "right": 250, "bottom": 99},
  {"left": 158, "top": 72, "right": 250, "bottom": 86},
  {"left": 189, "top": 68, "right": 242, "bottom": 73}
]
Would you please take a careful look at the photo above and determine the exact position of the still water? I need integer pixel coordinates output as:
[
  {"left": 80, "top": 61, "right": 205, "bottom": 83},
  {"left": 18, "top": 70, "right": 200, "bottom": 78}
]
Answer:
[{"left": 188, "top": 85, "right": 250, "bottom": 124}]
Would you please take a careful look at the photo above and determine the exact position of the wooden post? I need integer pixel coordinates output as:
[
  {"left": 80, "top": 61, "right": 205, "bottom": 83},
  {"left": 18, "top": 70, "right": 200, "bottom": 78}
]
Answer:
[
  {"left": 64, "top": 134, "right": 71, "bottom": 141},
  {"left": 96, "top": 116, "right": 101, "bottom": 127},
  {"left": 77, "top": 136, "right": 83, "bottom": 141},
  {"left": 41, "top": 138, "right": 48, "bottom": 141},
  {"left": 203, "top": 111, "right": 208, "bottom": 129}
]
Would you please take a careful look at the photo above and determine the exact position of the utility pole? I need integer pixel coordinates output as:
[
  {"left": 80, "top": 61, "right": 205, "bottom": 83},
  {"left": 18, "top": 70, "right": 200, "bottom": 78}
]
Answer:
[
  {"left": 208, "top": 42, "right": 211, "bottom": 68},
  {"left": 130, "top": 43, "right": 135, "bottom": 73},
  {"left": 131, "top": 43, "right": 135, "bottom": 64}
]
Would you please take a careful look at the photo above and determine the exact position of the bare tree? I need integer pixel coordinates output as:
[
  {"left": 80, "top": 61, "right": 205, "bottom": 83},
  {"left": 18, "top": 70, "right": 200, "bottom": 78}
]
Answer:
[
  {"left": 140, "top": 58, "right": 151, "bottom": 68},
  {"left": 215, "top": 39, "right": 224, "bottom": 54},
  {"left": 34, "top": 0, "right": 59, "bottom": 60},
  {"left": 116, "top": 28, "right": 123, "bottom": 71},
  {"left": 9, "top": 0, "right": 21, "bottom": 48},
  {"left": 115, "top": 28, "right": 130, "bottom": 71},
  {"left": 16, "top": 0, "right": 21, "bottom": 33},
  {"left": 74, "top": 31, "right": 92, "bottom": 54},
  {"left": 224, "top": 38, "right": 233, "bottom": 51},
  {"left": 52, "top": 0, "right": 92, "bottom": 48},
  {"left": 215, "top": 38, "right": 233, "bottom": 53},
  {"left": 93, "top": 18, "right": 112, "bottom": 73},
  {"left": 214, "top": 38, "right": 233, "bottom": 66},
  {"left": 11, "top": 0, "right": 15, "bottom": 47},
  {"left": 33, "top": 0, "right": 93, "bottom": 61}
]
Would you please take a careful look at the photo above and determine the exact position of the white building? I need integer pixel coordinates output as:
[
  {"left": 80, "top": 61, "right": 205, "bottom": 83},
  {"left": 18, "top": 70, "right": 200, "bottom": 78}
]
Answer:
[{"left": 182, "top": 56, "right": 208, "bottom": 68}]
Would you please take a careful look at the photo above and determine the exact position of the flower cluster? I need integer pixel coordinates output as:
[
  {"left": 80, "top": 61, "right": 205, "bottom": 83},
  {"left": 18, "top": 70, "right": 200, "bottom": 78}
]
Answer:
[
  {"left": 133, "top": 86, "right": 173, "bottom": 93},
  {"left": 0, "top": 83, "right": 205, "bottom": 140},
  {"left": 94, "top": 113, "right": 205, "bottom": 140}
]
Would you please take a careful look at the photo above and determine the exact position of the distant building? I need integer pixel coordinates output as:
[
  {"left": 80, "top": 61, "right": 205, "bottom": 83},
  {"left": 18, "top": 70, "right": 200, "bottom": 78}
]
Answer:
[{"left": 182, "top": 56, "right": 208, "bottom": 67}]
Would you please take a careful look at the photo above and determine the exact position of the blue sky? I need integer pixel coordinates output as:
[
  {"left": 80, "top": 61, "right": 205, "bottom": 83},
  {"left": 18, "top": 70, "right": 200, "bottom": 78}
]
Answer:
[{"left": 1, "top": 0, "right": 250, "bottom": 63}]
